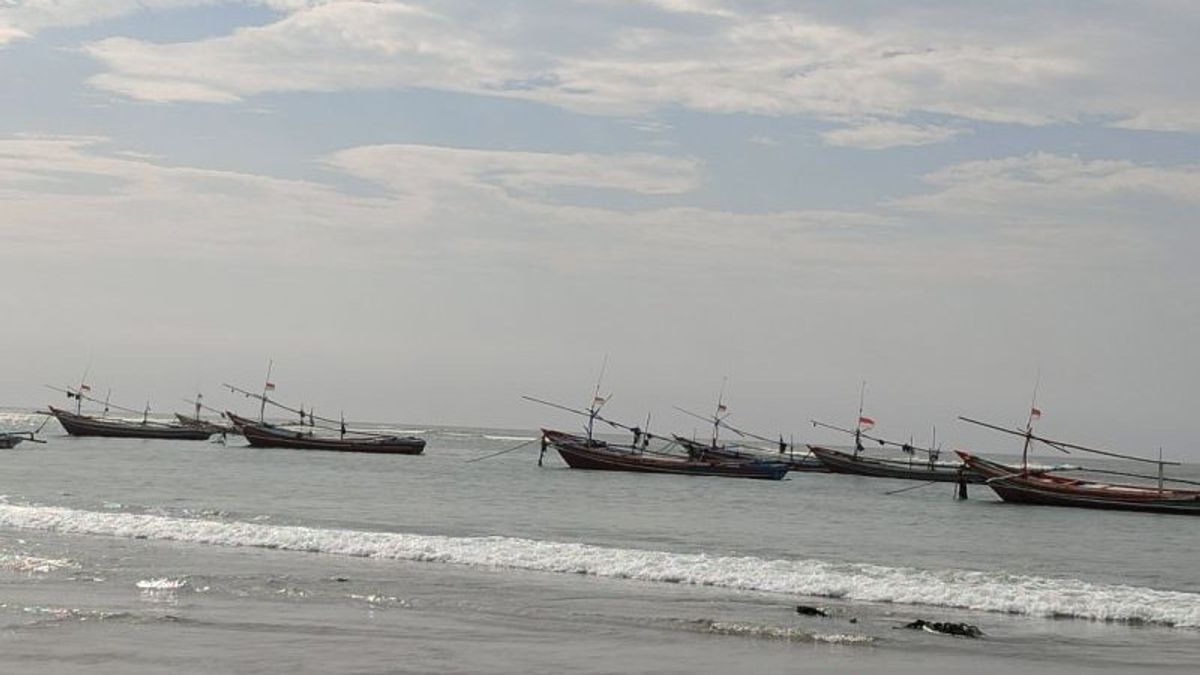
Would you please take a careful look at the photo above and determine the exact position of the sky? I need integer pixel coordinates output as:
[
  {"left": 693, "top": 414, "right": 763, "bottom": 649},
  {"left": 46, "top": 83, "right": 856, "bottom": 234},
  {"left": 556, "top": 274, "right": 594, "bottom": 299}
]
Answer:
[{"left": 1, "top": 1, "right": 1198, "bottom": 459}]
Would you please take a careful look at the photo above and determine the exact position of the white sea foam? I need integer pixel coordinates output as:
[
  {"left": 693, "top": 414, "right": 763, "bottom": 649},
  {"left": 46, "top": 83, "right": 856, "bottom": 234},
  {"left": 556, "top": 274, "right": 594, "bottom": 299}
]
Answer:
[
  {"left": 0, "top": 554, "right": 77, "bottom": 574},
  {"left": 483, "top": 435, "right": 538, "bottom": 442},
  {"left": 136, "top": 577, "right": 187, "bottom": 590},
  {"left": 702, "top": 620, "right": 873, "bottom": 644},
  {"left": 1, "top": 503, "right": 1197, "bottom": 628}
]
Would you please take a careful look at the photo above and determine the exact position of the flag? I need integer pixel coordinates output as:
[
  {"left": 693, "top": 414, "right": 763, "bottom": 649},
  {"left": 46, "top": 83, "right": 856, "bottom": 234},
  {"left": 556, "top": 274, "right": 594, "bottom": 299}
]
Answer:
[
  {"left": 717, "top": 403, "right": 728, "bottom": 414},
  {"left": 264, "top": 382, "right": 276, "bottom": 391},
  {"left": 592, "top": 395, "right": 605, "bottom": 406},
  {"left": 857, "top": 416, "right": 875, "bottom": 430},
  {"left": 79, "top": 384, "right": 91, "bottom": 392},
  {"left": 1030, "top": 407, "right": 1041, "bottom": 421}
]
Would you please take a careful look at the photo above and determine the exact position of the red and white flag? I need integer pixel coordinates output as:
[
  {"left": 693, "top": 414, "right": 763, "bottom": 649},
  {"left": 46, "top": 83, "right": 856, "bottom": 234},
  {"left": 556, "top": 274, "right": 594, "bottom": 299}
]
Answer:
[
  {"left": 592, "top": 395, "right": 606, "bottom": 406},
  {"left": 717, "top": 403, "right": 728, "bottom": 414},
  {"left": 1030, "top": 407, "right": 1041, "bottom": 421},
  {"left": 264, "top": 382, "right": 276, "bottom": 391},
  {"left": 857, "top": 416, "right": 875, "bottom": 431},
  {"left": 79, "top": 384, "right": 91, "bottom": 392}
]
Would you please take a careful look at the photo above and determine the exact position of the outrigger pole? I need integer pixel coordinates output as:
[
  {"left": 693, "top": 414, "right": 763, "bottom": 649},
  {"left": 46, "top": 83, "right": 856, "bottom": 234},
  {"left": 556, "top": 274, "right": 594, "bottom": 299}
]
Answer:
[
  {"left": 223, "top": 382, "right": 378, "bottom": 437},
  {"left": 45, "top": 384, "right": 148, "bottom": 417},
  {"left": 957, "top": 416, "right": 1181, "bottom": 467}
]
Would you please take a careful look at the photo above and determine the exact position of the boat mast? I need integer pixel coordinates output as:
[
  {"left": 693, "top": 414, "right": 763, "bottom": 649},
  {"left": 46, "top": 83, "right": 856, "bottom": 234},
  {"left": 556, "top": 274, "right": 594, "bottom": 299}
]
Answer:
[
  {"left": 854, "top": 380, "right": 866, "bottom": 457},
  {"left": 76, "top": 366, "right": 90, "bottom": 415},
  {"left": 260, "top": 359, "right": 274, "bottom": 422},
  {"left": 1022, "top": 378, "right": 1041, "bottom": 473},
  {"left": 586, "top": 356, "right": 608, "bottom": 443},
  {"left": 712, "top": 377, "right": 728, "bottom": 450}
]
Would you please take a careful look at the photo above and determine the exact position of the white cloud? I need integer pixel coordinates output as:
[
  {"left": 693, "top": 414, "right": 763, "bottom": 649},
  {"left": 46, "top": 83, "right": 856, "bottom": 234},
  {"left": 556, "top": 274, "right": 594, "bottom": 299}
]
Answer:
[
  {"left": 328, "top": 144, "right": 700, "bottom": 196},
  {"left": 0, "top": 1, "right": 214, "bottom": 44},
  {"left": 896, "top": 152, "right": 1200, "bottom": 216},
  {"left": 70, "top": 0, "right": 1134, "bottom": 135},
  {"left": 821, "top": 120, "right": 964, "bottom": 149}
]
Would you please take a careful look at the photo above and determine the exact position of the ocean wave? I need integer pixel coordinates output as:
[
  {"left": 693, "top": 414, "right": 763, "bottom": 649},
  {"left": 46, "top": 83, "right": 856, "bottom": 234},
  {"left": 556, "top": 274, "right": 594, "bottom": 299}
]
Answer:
[{"left": 1, "top": 503, "right": 1197, "bottom": 628}]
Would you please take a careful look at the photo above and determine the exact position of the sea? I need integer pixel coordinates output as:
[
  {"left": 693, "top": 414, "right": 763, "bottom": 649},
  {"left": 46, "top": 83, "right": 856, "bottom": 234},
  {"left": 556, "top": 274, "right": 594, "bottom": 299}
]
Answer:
[{"left": 1, "top": 409, "right": 1197, "bottom": 674}]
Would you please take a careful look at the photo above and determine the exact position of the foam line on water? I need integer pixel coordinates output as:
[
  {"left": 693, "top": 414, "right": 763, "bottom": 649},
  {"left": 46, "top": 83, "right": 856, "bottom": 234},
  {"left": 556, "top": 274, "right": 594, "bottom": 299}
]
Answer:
[{"left": 1, "top": 503, "right": 1197, "bottom": 628}]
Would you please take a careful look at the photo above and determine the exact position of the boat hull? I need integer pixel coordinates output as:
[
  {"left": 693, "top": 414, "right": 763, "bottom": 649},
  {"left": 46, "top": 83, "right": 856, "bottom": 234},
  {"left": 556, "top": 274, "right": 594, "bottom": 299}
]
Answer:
[
  {"left": 227, "top": 412, "right": 425, "bottom": 455},
  {"left": 958, "top": 451, "right": 1200, "bottom": 515},
  {"left": 808, "top": 445, "right": 980, "bottom": 483},
  {"left": 0, "top": 434, "right": 25, "bottom": 449},
  {"left": 545, "top": 430, "right": 789, "bottom": 480},
  {"left": 175, "top": 413, "right": 237, "bottom": 435},
  {"left": 49, "top": 407, "right": 215, "bottom": 440}
]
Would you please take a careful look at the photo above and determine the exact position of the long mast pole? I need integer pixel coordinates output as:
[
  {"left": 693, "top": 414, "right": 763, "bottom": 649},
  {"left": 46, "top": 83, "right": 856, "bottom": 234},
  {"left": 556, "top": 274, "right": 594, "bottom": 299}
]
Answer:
[
  {"left": 260, "top": 360, "right": 273, "bottom": 422},
  {"left": 713, "top": 376, "right": 727, "bottom": 449},
  {"left": 1022, "top": 376, "right": 1041, "bottom": 473},
  {"left": 76, "top": 365, "right": 90, "bottom": 415},
  {"left": 854, "top": 380, "right": 866, "bottom": 457},
  {"left": 587, "top": 356, "right": 608, "bottom": 442}
]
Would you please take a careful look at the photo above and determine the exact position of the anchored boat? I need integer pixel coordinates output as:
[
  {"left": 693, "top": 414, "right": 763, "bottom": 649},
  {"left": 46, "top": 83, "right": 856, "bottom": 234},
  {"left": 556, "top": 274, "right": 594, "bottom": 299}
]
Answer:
[
  {"left": 222, "top": 363, "right": 425, "bottom": 455},
  {"left": 958, "top": 410, "right": 1200, "bottom": 515}
]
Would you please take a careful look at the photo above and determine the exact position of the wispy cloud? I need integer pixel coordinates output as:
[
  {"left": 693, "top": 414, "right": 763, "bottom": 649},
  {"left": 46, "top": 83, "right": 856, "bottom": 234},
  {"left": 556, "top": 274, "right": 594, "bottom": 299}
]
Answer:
[
  {"left": 69, "top": 0, "right": 1200, "bottom": 140},
  {"left": 821, "top": 120, "right": 965, "bottom": 150}
]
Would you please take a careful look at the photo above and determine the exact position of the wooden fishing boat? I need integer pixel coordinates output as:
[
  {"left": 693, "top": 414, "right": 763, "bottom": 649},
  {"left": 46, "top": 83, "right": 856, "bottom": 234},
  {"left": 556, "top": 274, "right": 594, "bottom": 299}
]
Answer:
[
  {"left": 542, "top": 429, "right": 789, "bottom": 480},
  {"left": 808, "top": 383, "right": 974, "bottom": 482},
  {"left": 48, "top": 406, "right": 215, "bottom": 440},
  {"left": 808, "top": 444, "right": 982, "bottom": 483},
  {"left": 956, "top": 451, "right": 1200, "bottom": 515},
  {"left": 223, "top": 366, "right": 424, "bottom": 455},
  {"left": 225, "top": 411, "right": 425, "bottom": 454},
  {"left": 0, "top": 432, "right": 32, "bottom": 449},
  {"left": 673, "top": 435, "right": 827, "bottom": 473},
  {"left": 175, "top": 413, "right": 236, "bottom": 435},
  {"left": 957, "top": 409, "right": 1200, "bottom": 515},
  {"left": 175, "top": 392, "right": 238, "bottom": 435}
]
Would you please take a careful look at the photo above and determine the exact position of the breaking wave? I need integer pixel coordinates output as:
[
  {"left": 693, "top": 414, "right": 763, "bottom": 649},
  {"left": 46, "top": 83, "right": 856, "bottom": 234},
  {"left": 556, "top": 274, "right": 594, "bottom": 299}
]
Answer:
[{"left": 1, "top": 503, "right": 1197, "bottom": 628}]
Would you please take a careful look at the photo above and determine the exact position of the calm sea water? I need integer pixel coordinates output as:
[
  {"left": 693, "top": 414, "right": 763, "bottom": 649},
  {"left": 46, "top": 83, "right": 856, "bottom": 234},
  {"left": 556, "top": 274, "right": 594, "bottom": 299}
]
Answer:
[{"left": 1, "top": 410, "right": 1198, "bottom": 674}]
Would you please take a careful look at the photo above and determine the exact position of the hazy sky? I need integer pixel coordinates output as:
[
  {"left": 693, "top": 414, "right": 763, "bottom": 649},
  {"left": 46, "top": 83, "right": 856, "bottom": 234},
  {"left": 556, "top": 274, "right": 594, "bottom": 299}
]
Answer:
[{"left": 2, "top": 1, "right": 1198, "bottom": 459}]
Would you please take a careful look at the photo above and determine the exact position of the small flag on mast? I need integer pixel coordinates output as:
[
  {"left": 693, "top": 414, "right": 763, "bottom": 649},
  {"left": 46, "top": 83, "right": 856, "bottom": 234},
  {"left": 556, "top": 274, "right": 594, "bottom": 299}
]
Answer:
[
  {"left": 592, "top": 395, "right": 605, "bottom": 406},
  {"left": 857, "top": 416, "right": 875, "bottom": 430},
  {"left": 717, "top": 403, "right": 728, "bottom": 414},
  {"left": 1030, "top": 407, "right": 1041, "bottom": 421},
  {"left": 264, "top": 382, "right": 276, "bottom": 391},
  {"left": 79, "top": 384, "right": 91, "bottom": 392}
]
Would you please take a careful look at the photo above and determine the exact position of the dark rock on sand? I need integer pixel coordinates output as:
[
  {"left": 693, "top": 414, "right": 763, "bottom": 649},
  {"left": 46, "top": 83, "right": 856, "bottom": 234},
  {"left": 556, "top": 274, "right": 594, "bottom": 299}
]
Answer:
[{"left": 902, "top": 619, "right": 983, "bottom": 638}]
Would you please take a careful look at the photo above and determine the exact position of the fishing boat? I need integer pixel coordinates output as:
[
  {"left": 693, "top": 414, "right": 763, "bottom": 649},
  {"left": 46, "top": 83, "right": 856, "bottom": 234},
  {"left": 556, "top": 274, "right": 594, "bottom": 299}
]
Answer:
[
  {"left": 175, "top": 393, "right": 237, "bottom": 435},
  {"left": 958, "top": 410, "right": 1200, "bottom": 515},
  {"left": 222, "top": 364, "right": 425, "bottom": 455},
  {"left": 525, "top": 372, "right": 789, "bottom": 480},
  {"left": 808, "top": 383, "right": 977, "bottom": 482},
  {"left": 1, "top": 415, "right": 51, "bottom": 448},
  {"left": 806, "top": 444, "right": 980, "bottom": 483},
  {"left": 175, "top": 413, "right": 235, "bottom": 435},
  {"left": 671, "top": 392, "right": 827, "bottom": 473},
  {"left": 1, "top": 431, "right": 38, "bottom": 449},
  {"left": 541, "top": 429, "right": 789, "bottom": 480},
  {"left": 225, "top": 412, "right": 425, "bottom": 454},
  {"left": 47, "top": 406, "right": 215, "bottom": 440},
  {"left": 956, "top": 451, "right": 1200, "bottom": 514},
  {"left": 672, "top": 435, "right": 825, "bottom": 473},
  {"left": 44, "top": 379, "right": 215, "bottom": 440}
]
